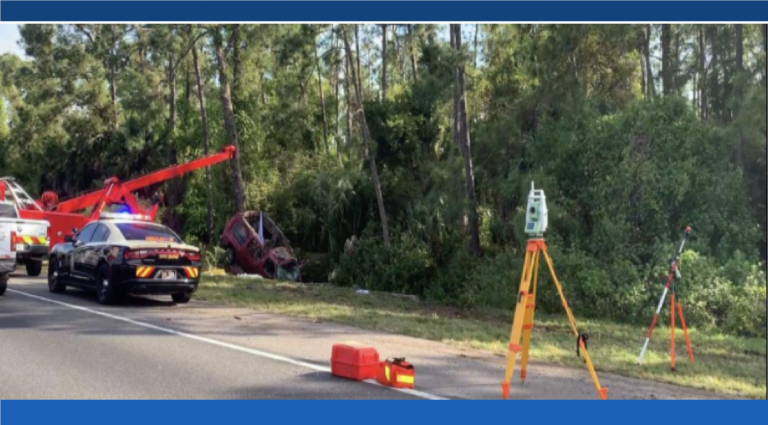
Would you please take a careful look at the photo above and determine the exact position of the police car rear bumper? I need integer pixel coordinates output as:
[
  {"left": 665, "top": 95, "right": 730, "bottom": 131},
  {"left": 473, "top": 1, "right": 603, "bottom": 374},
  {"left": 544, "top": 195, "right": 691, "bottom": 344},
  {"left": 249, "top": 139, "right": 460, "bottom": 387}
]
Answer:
[
  {"left": 124, "top": 280, "right": 198, "bottom": 295},
  {"left": 111, "top": 264, "right": 199, "bottom": 295}
]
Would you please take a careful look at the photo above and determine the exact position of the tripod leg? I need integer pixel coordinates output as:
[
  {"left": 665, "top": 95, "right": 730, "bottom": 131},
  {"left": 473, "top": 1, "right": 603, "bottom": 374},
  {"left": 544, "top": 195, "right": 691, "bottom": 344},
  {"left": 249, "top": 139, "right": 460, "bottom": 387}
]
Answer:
[
  {"left": 671, "top": 293, "right": 676, "bottom": 371},
  {"left": 541, "top": 248, "right": 608, "bottom": 400},
  {"left": 520, "top": 250, "right": 540, "bottom": 383},
  {"left": 502, "top": 247, "right": 536, "bottom": 399},
  {"left": 677, "top": 301, "right": 694, "bottom": 363}
]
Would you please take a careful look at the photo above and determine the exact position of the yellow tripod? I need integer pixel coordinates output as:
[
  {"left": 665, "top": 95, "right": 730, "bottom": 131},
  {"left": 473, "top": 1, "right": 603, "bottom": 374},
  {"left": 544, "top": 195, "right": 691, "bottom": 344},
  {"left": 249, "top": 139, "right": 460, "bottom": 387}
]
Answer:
[{"left": 502, "top": 239, "right": 608, "bottom": 400}]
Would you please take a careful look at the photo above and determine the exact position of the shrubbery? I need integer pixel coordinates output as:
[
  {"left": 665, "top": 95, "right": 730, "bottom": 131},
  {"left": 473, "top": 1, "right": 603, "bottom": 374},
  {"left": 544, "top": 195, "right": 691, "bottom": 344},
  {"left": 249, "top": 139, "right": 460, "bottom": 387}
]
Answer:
[{"left": 328, "top": 98, "right": 766, "bottom": 338}]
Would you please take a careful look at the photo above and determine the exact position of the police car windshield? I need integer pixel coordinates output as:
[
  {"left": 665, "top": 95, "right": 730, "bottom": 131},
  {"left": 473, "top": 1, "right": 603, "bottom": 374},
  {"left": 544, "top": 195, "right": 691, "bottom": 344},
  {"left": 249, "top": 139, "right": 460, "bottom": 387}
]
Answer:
[
  {"left": 0, "top": 203, "right": 18, "bottom": 219},
  {"left": 115, "top": 222, "right": 182, "bottom": 243}
]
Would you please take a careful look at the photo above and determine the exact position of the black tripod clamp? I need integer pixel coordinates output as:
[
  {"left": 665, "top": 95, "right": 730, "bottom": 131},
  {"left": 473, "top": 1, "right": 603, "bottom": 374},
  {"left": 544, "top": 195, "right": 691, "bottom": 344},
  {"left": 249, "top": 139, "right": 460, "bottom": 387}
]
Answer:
[{"left": 576, "top": 333, "right": 589, "bottom": 357}]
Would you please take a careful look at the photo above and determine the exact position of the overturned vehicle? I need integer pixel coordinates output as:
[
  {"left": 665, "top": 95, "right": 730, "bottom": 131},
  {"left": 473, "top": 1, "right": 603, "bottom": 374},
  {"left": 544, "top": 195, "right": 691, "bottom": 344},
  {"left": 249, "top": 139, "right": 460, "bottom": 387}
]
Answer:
[{"left": 220, "top": 210, "right": 300, "bottom": 281}]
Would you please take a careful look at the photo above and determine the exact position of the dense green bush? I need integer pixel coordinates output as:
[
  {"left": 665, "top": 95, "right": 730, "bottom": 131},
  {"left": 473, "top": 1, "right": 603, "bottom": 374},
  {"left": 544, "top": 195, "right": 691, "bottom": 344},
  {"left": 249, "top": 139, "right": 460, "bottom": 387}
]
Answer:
[
  {"left": 328, "top": 98, "right": 766, "bottom": 337},
  {"left": 334, "top": 230, "right": 435, "bottom": 295}
]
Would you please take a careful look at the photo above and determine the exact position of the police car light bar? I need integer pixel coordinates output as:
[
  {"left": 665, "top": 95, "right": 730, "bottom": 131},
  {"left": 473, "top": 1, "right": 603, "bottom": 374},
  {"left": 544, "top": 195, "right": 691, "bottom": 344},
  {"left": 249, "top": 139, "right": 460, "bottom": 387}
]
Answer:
[{"left": 99, "top": 212, "right": 153, "bottom": 221}]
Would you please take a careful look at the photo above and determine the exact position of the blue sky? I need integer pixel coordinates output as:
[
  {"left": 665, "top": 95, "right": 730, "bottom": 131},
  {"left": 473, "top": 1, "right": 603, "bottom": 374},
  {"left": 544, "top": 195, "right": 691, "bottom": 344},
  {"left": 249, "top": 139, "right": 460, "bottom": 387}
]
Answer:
[{"left": 0, "top": 24, "right": 23, "bottom": 57}]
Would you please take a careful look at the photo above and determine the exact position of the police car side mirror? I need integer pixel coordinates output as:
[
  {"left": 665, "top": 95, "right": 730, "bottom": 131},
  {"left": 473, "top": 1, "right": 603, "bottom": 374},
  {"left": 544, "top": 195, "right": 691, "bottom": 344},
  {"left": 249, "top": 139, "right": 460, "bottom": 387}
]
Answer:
[{"left": 64, "top": 235, "right": 74, "bottom": 243}]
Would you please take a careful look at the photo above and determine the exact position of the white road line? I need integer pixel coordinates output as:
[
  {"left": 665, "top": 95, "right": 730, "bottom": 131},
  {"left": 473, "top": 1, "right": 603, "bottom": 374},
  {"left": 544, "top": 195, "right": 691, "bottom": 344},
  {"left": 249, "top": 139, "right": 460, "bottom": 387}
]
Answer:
[{"left": 7, "top": 288, "right": 447, "bottom": 401}]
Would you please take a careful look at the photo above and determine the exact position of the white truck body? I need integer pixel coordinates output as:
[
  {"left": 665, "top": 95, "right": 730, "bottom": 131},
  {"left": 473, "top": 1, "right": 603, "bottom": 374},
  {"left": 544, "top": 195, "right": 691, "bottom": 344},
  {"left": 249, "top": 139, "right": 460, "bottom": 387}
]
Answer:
[
  {"left": 0, "top": 200, "right": 49, "bottom": 276},
  {"left": 0, "top": 219, "right": 16, "bottom": 272},
  {"left": 1, "top": 215, "right": 16, "bottom": 295}
]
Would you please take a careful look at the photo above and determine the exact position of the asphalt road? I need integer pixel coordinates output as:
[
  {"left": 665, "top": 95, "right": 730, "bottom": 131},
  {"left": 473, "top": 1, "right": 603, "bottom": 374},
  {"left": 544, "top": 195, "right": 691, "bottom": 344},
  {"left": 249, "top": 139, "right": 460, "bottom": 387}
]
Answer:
[
  {"left": 0, "top": 275, "right": 420, "bottom": 400},
  {"left": 1, "top": 275, "right": 732, "bottom": 400}
]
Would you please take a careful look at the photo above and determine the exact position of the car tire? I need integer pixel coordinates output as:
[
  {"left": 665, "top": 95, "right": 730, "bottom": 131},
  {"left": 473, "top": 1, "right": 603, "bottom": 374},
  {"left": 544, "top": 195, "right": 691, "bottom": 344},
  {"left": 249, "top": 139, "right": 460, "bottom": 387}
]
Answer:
[
  {"left": 47, "top": 258, "right": 67, "bottom": 294},
  {"left": 0, "top": 276, "right": 7, "bottom": 296},
  {"left": 96, "top": 264, "right": 119, "bottom": 305},
  {"left": 172, "top": 293, "right": 192, "bottom": 304},
  {"left": 26, "top": 258, "right": 43, "bottom": 277}
]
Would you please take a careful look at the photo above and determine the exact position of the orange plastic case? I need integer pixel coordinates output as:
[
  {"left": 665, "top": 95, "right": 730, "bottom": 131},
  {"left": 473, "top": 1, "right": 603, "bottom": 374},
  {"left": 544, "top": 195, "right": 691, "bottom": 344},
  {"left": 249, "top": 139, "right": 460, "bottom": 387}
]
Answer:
[{"left": 331, "top": 343, "right": 380, "bottom": 381}]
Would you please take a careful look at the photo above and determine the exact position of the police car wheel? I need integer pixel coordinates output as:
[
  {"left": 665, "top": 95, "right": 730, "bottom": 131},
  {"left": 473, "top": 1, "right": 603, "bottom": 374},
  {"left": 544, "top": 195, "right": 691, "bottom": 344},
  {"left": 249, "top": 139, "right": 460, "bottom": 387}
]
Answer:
[
  {"left": 0, "top": 276, "right": 7, "bottom": 296},
  {"left": 96, "top": 264, "right": 119, "bottom": 305},
  {"left": 172, "top": 293, "right": 192, "bottom": 304},
  {"left": 48, "top": 259, "right": 66, "bottom": 294}
]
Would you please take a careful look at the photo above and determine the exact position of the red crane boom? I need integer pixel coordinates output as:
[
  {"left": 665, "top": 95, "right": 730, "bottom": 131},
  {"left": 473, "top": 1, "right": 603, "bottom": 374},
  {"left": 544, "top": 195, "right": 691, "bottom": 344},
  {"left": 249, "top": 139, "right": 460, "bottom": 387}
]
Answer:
[
  {"left": 7, "top": 145, "right": 236, "bottom": 248},
  {"left": 53, "top": 145, "right": 237, "bottom": 217}
]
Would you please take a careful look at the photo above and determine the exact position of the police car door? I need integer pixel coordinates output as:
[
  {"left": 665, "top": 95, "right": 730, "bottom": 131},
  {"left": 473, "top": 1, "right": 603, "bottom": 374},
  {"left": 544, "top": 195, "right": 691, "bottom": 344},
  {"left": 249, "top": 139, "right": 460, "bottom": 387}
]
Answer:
[{"left": 71, "top": 223, "right": 98, "bottom": 282}]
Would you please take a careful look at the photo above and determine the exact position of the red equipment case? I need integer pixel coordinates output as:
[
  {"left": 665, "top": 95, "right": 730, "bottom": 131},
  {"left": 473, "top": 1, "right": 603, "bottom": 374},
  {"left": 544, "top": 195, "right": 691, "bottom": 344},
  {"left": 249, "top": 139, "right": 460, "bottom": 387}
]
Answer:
[
  {"left": 376, "top": 358, "right": 416, "bottom": 389},
  {"left": 331, "top": 342, "right": 380, "bottom": 381}
]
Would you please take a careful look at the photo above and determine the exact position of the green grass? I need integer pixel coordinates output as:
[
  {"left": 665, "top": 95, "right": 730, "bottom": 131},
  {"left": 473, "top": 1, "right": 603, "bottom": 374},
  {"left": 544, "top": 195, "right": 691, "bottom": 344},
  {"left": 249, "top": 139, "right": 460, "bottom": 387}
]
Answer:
[{"left": 196, "top": 274, "right": 767, "bottom": 399}]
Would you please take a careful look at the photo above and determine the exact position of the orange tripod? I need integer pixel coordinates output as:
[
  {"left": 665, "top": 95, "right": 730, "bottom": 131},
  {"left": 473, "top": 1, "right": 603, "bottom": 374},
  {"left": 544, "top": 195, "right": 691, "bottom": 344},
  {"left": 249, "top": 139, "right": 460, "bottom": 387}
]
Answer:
[
  {"left": 637, "top": 226, "right": 695, "bottom": 370},
  {"left": 502, "top": 239, "right": 608, "bottom": 400}
]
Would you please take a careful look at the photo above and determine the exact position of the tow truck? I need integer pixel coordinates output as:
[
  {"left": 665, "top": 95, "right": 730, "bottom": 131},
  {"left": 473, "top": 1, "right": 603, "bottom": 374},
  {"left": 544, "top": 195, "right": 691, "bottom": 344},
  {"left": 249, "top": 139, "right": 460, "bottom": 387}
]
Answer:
[{"left": 0, "top": 145, "right": 237, "bottom": 251}]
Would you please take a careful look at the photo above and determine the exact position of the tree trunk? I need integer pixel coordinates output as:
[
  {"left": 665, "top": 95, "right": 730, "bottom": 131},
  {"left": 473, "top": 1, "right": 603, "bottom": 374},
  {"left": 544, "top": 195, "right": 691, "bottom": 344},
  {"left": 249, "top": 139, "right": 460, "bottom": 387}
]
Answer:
[
  {"left": 474, "top": 24, "right": 480, "bottom": 69},
  {"left": 355, "top": 25, "right": 363, "bottom": 97},
  {"left": 381, "top": 24, "right": 388, "bottom": 101},
  {"left": 708, "top": 25, "right": 720, "bottom": 121},
  {"left": 315, "top": 30, "right": 330, "bottom": 154},
  {"left": 451, "top": 24, "right": 482, "bottom": 258},
  {"left": 735, "top": 24, "right": 744, "bottom": 93},
  {"left": 260, "top": 72, "right": 267, "bottom": 105},
  {"left": 345, "top": 49, "right": 353, "bottom": 150},
  {"left": 135, "top": 25, "right": 145, "bottom": 72},
  {"left": 451, "top": 27, "right": 459, "bottom": 149},
  {"left": 164, "top": 52, "right": 184, "bottom": 233},
  {"left": 109, "top": 68, "right": 118, "bottom": 131},
  {"left": 343, "top": 26, "right": 390, "bottom": 247},
  {"left": 189, "top": 26, "right": 213, "bottom": 243},
  {"left": 699, "top": 27, "right": 707, "bottom": 120},
  {"left": 640, "top": 51, "right": 647, "bottom": 100},
  {"left": 692, "top": 73, "right": 697, "bottom": 110},
  {"left": 661, "top": 24, "right": 672, "bottom": 95},
  {"left": 734, "top": 24, "right": 745, "bottom": 165},
  {"left": 531, "top": 24, "right": 539, "bottom": 135},
  {"left": 109, "top": 24, "right": 119, "bottom": 131},
  {"left": 231, "top": 25, "right": 243, "bottom": 113},
  {"left": 213, "top": 28, "right": 247, "bottom": 213},
  {"left": 407, "top": 24, "right": 418, "bottom": 84},
  {"left": 762, "top": 25, "right": 767, "bottom": 83},
  {"left": 184, "top": 57, "right": 191, "bottom": 106},
  {"left": 333, "top": 28, "right": 341, "bottom": 160},
  {"left": 644, "top": 24, "right": 655, "bottom": 99}
]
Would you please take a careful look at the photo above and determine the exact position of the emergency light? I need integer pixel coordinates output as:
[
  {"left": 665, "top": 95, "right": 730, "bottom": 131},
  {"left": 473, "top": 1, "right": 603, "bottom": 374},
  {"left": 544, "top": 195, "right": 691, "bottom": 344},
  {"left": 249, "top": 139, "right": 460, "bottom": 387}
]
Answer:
[
  {"left": 525, "top": 182, "right": 548, "bottom": 237},
  {"left": 99, "top": 212, "right": 152, "bottom": 221}
]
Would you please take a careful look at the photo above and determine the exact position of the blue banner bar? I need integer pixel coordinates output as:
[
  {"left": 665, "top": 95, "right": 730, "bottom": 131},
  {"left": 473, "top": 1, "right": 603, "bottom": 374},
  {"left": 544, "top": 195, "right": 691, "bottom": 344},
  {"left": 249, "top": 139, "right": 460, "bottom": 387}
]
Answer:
[
  {"left": 2, "top": 1, "right": 768, "bottom": 22},
  {"left": 1, "top": 399, "right": 761, "bottom": 425}
]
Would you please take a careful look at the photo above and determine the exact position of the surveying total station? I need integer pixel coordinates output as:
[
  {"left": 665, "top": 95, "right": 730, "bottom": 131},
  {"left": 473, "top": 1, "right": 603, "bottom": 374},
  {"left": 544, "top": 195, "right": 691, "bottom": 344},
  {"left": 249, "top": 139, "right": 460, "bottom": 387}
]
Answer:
[
  {"left": 502, "top": 182, "right": 608, "bottom": 400},
  {"left": 525, "top": 182, "right": 548, "bottom": 237}
]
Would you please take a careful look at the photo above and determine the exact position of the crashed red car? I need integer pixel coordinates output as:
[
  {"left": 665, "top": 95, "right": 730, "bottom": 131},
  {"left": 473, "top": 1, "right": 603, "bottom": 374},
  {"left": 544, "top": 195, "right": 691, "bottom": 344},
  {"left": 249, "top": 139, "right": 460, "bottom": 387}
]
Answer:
[{"left": 220, "top": 210, "right": 300, "bottom": 281}]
